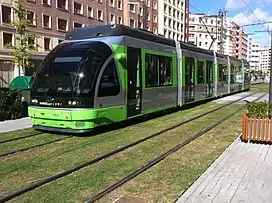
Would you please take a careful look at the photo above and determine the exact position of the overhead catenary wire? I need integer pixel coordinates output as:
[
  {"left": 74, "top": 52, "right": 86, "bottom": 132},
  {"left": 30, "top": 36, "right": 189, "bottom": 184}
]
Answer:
[
  {"left": 240, "top": 0, "right": 272, "bottom": 35},
  {"left": 189, "top": 3, "right": 218, "bottom": 50}
]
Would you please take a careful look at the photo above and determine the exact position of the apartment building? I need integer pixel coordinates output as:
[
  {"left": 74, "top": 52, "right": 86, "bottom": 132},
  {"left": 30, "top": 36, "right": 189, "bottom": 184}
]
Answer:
[
  {"left": 0, "top": 0, "right": 158, "bottom": 87},
  {"left": 123, "top": 0, "right": 158, "bottom": 33},
  {"left": 238, "top": 30, "right": 250, "bottom": 61},
  {"left": 260, "top": 46, "right": 271, "bottom": 73},
  {"left": 249, "top": 42, "right": 260, "bottom": 71},
  {"left": 158, "top": 0, "right": 186, "bottom": 41},
  {"left": 187, "top": 13, "right": 253, "bottom": 62},
  {"left": 247, "top": 37, "right": 252, "bottom": 63},
  {"left": 188, "top": 13, "right": 227, "bottom": 54}
]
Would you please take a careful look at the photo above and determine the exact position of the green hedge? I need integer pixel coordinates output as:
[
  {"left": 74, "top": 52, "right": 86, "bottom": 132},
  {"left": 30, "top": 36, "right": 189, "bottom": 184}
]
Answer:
[
  {"left": 246, "top": 101, "right": 268, "bottom": 118},
  {"left": 0, "top": 88, "right": 27, "bottom": 121}
]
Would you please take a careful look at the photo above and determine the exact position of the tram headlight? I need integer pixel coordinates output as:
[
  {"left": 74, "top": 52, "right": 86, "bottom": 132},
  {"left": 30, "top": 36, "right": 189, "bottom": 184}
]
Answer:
[
  {"left": 67, "top": 100, "right": 80, "bottom": 106},
  {"left": 31, "top": 99, "right": 38, "bottom": 104}
]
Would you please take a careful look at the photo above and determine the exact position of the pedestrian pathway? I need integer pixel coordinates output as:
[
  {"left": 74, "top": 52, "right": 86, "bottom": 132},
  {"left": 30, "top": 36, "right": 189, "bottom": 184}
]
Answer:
[
  {"left": 175, "top": 136, "right": 272, "bottom": 203},
  {"left": 0, "top": 117, "right": 32, "bottom": 133},
  {"left": 213, "top": 92, "right": 268, "bottom": 104}
]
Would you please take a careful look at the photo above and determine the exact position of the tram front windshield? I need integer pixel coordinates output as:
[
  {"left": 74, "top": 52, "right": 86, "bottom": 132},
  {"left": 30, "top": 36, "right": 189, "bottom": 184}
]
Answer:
[{"left": 32, "top": 42, "right": 108, "bottom": 98}]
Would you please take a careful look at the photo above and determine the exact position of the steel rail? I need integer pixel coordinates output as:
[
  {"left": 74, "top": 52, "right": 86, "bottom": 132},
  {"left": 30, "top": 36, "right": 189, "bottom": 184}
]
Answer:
[
  {"left": 85, "top": 93, "right": 266, "bottom": 203},
  {"left": 0, "top": 132, "right": 44, "bottom": 144},
  {"left": 0, "top": 91, "right": 260, "bottom": 202},
  {"left": 0, "top": 136, "right": 71, "bottom": 158}
]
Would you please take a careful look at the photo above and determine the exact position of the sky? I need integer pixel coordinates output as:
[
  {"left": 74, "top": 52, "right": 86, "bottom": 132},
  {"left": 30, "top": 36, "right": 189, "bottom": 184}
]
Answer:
[{"left": 189, "top": 0, "right": 272, "bottom": 48}]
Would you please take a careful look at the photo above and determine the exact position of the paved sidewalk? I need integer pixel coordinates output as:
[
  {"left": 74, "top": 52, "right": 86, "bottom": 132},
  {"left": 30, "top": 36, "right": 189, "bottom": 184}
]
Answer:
[
  {"left": 0, "top": 117, "right": 32, "bottom": 133},
  {"left": 213, "top": 92, "right": 268, "bottom": 104},
  {"left": 176, "top": 136, "right": 272, "bottom": 203}
]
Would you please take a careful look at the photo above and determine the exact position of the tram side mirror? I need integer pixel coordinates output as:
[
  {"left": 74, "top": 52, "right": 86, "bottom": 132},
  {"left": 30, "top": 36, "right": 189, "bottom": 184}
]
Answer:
[{"left": 116, "top": 53, "right": 127, "bottom": 68}]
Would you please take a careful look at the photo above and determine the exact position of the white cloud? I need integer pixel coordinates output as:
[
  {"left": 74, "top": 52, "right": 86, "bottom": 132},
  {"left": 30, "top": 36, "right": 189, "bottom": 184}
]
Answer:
[
  {"left": 229, "top": 8, "right": 272, "bottom": 47},
  {"left": 225, "top": 0, "right": 250, "bottom": 9},
  {"left": 230, "top": 8, "right": 272, "bottom": 25}
]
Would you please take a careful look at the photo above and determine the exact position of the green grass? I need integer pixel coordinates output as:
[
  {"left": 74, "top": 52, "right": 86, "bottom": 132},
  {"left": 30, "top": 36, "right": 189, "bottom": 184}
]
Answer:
[
  {"left": 0, "top": 128, "right": 36, "bottom": 142},
  {"left": 1, "top": 102, "right": 217, "bottom": 196},
  {"left": 250, "top": 83, "right": 269, "bottom": 92},
  {"left": 0, "top": 87, "right": 266, "bottom": 202},
  {"left": 2, "top": 103, "right": 246, "bottom": 203}
]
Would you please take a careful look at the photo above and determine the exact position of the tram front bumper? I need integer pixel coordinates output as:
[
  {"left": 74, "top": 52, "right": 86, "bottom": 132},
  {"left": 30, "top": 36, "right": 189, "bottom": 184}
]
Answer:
[{"left": 28, "top": 106, "right": 97, "bottom": 133}]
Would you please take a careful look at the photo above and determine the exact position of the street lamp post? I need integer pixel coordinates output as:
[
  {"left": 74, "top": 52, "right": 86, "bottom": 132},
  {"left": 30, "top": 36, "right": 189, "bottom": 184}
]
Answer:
[
  {"left": 244, "top": 25, "right": 272, "bottom": 117},
  {"left": 269, "top": 33, "right": 272, "bottom": 116}
]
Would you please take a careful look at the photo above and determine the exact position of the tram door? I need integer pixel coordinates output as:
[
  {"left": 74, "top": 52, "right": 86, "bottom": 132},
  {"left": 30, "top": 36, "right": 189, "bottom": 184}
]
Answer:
[
  {"left": 184, "top": 57, "right": 195, "bottom": 103},
  {"left": 127, "top": 47, "right": 142, "bottom": 118},
  {"left": 206, "top": 60, "right": 213, "bottom": 97}
]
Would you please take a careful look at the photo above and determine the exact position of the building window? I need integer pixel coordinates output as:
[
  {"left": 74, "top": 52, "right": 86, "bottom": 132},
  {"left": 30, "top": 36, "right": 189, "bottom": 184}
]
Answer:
[
  {"left": 98, "top": 59, "right": 120, "bottom": 97},
  {"left": 43, "top": 14, "right": 51, "bottom": 28},
  {"left": 42, "top": 0, "right": 51, "bottom": 5},
  {"left": 139, "top": 7, "right": 143, "bottom": 16},
  {"left": 109, "top": 0, "right": 114, "bottom": 7},
  {"left": 3, "top": 32, "right": 13, "bottom": 47},
  {"left": 153, "top": 28, "right": 157, "bottom": 34},
  {"left": 74, "top": 2, "right": 83, "bottom": 15},
  {"left": 97, "top": 0, "right": 103, "bottom": 2},
  {"left": 74, "top": 22, "right": 82, "bottom": 27},
  {"left": 1, "top": 6, "right": 12, "bottom": 24},
  {"left": 129, "top": 19, "right": 135, "bottom": 27},
  {"left": 44, "top": 37, "right": 51, "bottom": 51},
  {"left": 110, "top": 14, "right": 115, "bottom": 24},
  {"left": 57, "top": 18, "right": 67, "bottom": 31},
  {"left": 153, "top": 15, "right": 157, "bottom": 23},
  {"left": 145, "top": 54, "right": 172, "bottom": 87},
  {"left": 153, "top": 0, "right": 157, "bottom": 9},
  {"left": 27, "top": 11, "right": 36, "bottom": 26},
  {"left": 57, "top": 0, "right": 68, "bottom": 10},
  {"left": 146, "top": 0, "right": 150, "bottom": 7},
  {"left": 97, "top": 10, "right": 103, "bottom": 21},
  {"left": 129, "top": 4, "right": 135, "bottom": 12},
  {"left": 117, "top": 16, "right": 122, "bottom": 24},
  {"left": 88, "top": 7, "right": 94, "bottom": 18},
  {"left": 147, "top": 13, "right": 150, "bottom": 20},
  {"left": 117, "top": 0, "right": 122, "bottom": 10},
  {"left": 27, "top": 37, "right": 35, "bottom": 48}
]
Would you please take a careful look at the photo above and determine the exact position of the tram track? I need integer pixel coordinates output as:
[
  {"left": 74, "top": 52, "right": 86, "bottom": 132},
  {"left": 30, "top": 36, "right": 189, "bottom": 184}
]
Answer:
[
  {"left": 0, "top": 136, "right": 71, "bottom": 158},
  {"left": 85, "top": 92, "right": 267, "bottom": 203},
  {"left": 0, "top": 92, "right": 257, "bottom": 159},
  {"left": 0, "top": 91, "right": 263, "bottom": 202},
  {"left": 0, "top": 132, "right": 44, "bottom": 144}
]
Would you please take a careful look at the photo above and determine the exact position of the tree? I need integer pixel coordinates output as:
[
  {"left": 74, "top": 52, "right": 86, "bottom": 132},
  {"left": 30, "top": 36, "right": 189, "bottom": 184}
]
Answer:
[{"left": 7, "top": 0, "right": 40, "bottom": 75}]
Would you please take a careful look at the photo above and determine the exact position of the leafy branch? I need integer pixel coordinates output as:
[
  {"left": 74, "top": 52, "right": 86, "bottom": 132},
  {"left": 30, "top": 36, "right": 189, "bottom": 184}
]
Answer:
[{"left": 7, "top": 0, "right": 40, "bottom": 70}]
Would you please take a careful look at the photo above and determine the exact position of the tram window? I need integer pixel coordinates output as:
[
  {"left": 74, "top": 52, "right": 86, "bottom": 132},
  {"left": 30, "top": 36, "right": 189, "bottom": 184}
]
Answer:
[
  {"left": 197, "top": 61, "right": 204, "bottom": 84},
  {"left": 145, "top": 54, "right": 172, "bottom": 87},
  {"left": 218, "top": 64, "right": 227, "bottom": 82},
  {"left": 98, "top": 59, "right": 120, "bottom": 97}
]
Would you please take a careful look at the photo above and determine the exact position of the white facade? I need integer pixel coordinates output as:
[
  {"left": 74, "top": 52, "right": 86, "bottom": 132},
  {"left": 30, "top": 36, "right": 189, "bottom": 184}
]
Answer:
[
  {"left": 225, "top": 19, "right": 233, "bottom": 56},
  {"left": 247, "top": 37, "right": 252, "bottom": 62},
  {"left": 188, "top": 13, "right": 228, "bottom": 54},
  {"left": 240, "top": 31, "right": 249, "bottom": 61},
  {"left": 158, "top": 0, "right": 186, "bottom": 41},
  {"left": 250, "top": 42, "right": 260, "bottom": 71},
  {"left": 260, "top": 46, "right": 271, "bottom": 73}
]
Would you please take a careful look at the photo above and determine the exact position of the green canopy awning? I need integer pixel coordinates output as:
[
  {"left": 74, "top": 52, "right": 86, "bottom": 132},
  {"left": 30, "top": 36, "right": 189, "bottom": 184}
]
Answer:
[{"left": 9, "top": 76, "right": 34, "bottom": 89}]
